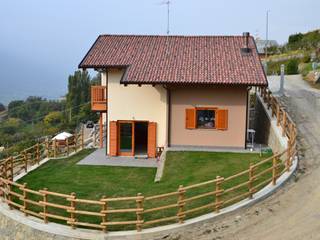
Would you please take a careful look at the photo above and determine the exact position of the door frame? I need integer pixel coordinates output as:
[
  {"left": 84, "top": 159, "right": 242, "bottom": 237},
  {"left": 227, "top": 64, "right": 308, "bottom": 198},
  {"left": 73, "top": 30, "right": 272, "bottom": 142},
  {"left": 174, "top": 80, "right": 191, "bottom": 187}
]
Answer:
[{"left": 117, "top": 120, "right": 149, "bottom": 156}]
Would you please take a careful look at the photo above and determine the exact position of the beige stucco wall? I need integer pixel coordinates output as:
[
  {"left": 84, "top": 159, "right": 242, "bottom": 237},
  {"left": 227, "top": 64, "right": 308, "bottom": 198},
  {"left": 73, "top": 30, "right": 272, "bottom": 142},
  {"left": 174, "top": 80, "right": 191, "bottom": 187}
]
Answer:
[
  {"left": 105, "top": 69, "right": 168, "bottom": 154},
  {"left": 101, "top": 72, "right": 107, "bottom": 124},
  {"left": 170, "top": 86, "right": 248, "bottom": 148}
]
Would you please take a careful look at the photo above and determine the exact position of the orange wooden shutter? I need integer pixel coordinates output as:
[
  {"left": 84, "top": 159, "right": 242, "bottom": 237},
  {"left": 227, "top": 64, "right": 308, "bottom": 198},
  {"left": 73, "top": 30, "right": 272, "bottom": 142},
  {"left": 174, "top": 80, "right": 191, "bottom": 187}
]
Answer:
[
  {"left": 185, "top": 108, "right": 196, "bottom": 129},
  {"left": 216, "top": 109, "right": 228, "bottom": 130},
  {"left": 148, "top": 122, "right": 157, "bottom": 158},
  {"left": 109, "top": 121, "right": 118, "bottom": 156}
]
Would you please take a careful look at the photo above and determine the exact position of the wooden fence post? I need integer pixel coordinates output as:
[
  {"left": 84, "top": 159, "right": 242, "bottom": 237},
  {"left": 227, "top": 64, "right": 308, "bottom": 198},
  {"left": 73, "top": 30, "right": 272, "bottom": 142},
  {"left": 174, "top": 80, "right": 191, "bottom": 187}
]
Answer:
[
  {"left": 42, "top": 188, "right": 48, "bottom": 223},
  {"left": 53, "top": 140, "right": 57, "bottom": 158},
  {"left": 81, "top": 127, "right": 84, "bottom": 150},
  {"left": 101, "top": 195, "right": 108, "bottom": 232},
  {"left": 7, "top": 181, "right": 13, "bottom": 210},
  {"left": 70, "top": 192, "right": 76, "bottom": 229},
  {"left": 22, "top": 183, "right": 28, "bottom": 216},
  {"left": 4, "top": 160, "right": 8, "bottom": 180},
  {"left": 136, "top": 193, "right": 144, "bottom": 232},
  {"left": 10, "top": 157, "right": 13, "bottom": 180},
  {"left": 248, "top": 163, "right": 255, "bottom": 199},
  {"left": 45, "top": 139, "right": 50, "bottom": 159},
  {"left": 36, "top": 143, "right": 40, "bottom": 164},
  {"left": 267, "top": 91, "right": 271, "bottom": 109},
  {"left": 0, "top": 170, "right": 3, "bottom": 198},
  {"left": 23, "top": 150, "right": 28, "bottom": 173},
  {"left": 272, "top": 155, "right": 278, "bottom": 185},
  {"left": 286, "top": 137, "right": 291, "bottom": 172},
  {"left": 215, "top": 176, "right": 223, "bottom": 213},
  {"left": 75, "top": 132, "right": 78, "bottom": 152},
  {"left": 177, "top": 185, "right": 185, "bottom": 223},
  {"left": 282, "top": 111, "right": 287, "bottom": 137}
]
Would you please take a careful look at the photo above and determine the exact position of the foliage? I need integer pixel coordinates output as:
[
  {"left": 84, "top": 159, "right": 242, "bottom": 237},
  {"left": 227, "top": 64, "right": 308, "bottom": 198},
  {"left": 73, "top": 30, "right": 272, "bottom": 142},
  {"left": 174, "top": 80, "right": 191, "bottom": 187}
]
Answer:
[
  {"left": 287, "top": 30, "right": 320, "bottom": 51},
  {"left": 66, "top": 70, "right": 99, "bottom": 127},
  {"left": 0, "top": 103, "right": 5, "bottom": 112},
  {"left": 43, "top": 111, "right": 64, "bottom": 127},
  {"left": 8, "top": 97, "right": 65, "bottom": 123},
  {"left": 1, "top": 70, "right": 100, "bottom": 158},
  {"left": 267, "top": 58, "right": 300, "bottom": 75},
  {"left": 288, "top": 33, "right": 304, "bottom": 45},
  {"left": 286, "top": 59, "right": 299, "bottom": 75}
]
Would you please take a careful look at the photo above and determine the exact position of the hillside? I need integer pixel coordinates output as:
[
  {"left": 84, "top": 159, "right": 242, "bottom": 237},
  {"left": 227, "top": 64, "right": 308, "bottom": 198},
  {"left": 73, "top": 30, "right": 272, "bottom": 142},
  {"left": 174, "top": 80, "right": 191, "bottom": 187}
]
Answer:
[{"left": 265, "top": 29, "right": 320, "bottom": 83}]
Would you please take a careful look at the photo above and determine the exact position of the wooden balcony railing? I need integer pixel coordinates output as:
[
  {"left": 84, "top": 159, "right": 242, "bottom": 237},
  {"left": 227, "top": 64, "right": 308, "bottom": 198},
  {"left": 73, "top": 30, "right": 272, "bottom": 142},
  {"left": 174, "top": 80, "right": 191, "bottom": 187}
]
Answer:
[{"left": 91, "top": 86, "right": 107, "bottom": 111}]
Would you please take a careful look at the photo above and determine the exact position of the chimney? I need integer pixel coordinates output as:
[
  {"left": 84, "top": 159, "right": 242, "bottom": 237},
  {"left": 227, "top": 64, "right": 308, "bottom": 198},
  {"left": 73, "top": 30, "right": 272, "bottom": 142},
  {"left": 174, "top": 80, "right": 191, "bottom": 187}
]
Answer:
[{"left": 241, "top": 32, "right": 251, "bottom": 54}]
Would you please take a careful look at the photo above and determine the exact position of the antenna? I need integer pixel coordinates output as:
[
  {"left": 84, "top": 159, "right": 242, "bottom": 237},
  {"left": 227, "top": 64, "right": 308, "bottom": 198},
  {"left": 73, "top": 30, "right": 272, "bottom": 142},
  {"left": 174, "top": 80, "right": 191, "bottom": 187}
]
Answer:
[{"left": 159, "top": 0, "right": 171, "bottom": 35}]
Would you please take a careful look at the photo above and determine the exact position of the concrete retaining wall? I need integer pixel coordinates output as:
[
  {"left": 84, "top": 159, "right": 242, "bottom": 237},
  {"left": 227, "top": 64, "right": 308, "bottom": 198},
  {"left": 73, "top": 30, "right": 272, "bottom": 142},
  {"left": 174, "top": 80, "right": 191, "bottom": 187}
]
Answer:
[{"left": 255, "top": 94, "right": 288, "bottom": 154}]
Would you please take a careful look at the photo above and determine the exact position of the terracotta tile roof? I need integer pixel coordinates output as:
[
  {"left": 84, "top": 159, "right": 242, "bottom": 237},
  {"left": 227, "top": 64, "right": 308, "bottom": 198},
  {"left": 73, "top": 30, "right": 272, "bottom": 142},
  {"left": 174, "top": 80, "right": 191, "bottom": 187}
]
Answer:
[{"left": 79, "top": 35, "right": 267, "bottom": 86}]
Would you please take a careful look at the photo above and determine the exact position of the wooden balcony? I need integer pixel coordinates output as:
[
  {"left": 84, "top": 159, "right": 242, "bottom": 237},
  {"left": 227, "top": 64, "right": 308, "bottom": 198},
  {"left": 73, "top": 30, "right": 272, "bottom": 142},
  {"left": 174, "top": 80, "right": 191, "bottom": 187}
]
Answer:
[{"left": 91, "top": 86, "right": 107, "bottom": 112}]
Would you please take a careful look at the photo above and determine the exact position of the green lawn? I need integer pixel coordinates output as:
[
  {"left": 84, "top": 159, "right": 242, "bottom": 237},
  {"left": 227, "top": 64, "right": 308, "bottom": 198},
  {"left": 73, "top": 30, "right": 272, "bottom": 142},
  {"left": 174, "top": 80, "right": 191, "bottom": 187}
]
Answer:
[{"left": 15, "top": 149, "right": 274, "bottom": 230}]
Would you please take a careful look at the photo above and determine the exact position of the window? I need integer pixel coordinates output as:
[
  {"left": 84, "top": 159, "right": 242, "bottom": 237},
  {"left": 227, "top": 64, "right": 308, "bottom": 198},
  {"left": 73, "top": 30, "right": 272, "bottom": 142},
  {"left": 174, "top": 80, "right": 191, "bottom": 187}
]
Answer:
[
  {"left": 185, "top": 108, "right": 228, "bottom": 130},
  {"left": 196, "top": 109, "right": 216, "bottom": 128}
]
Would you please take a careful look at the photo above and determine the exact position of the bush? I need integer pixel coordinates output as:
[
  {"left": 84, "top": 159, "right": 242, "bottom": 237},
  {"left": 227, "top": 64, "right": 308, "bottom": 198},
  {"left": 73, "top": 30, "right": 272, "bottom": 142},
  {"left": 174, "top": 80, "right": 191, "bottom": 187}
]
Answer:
[
  {"left": 302, "top": 55, "right": 311, "bottom": 63},
  {"left": 286, "top": 59, "right": 299, "bottom": 75}
]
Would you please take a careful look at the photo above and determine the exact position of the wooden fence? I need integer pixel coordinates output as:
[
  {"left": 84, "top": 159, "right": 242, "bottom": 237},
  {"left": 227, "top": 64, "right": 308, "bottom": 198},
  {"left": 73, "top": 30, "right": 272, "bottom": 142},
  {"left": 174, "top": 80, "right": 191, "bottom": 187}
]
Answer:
[{"left": 0, "top": 87, "right": 297, "bottom": 232}]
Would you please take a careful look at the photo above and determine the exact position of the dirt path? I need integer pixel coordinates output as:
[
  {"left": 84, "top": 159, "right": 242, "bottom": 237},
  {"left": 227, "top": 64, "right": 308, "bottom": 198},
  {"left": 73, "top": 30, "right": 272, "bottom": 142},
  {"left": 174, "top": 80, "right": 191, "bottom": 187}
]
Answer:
[{"left": 196, "top": 75, "right": 320, "bottom": 240}]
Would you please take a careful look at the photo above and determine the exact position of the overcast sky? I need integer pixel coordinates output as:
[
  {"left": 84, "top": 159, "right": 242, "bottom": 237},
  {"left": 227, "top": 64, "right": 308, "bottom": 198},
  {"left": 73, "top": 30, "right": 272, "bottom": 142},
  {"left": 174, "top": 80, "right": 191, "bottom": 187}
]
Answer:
[{"left": 0, "top": 0, "right": 319, "bottom": 104}]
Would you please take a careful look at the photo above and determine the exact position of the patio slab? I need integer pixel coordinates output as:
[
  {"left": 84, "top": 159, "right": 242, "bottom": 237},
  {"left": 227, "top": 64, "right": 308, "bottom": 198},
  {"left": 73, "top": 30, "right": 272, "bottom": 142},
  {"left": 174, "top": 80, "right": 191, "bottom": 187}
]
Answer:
[{"left": 77, "top": 148, "right": 158, "bottom": 168}]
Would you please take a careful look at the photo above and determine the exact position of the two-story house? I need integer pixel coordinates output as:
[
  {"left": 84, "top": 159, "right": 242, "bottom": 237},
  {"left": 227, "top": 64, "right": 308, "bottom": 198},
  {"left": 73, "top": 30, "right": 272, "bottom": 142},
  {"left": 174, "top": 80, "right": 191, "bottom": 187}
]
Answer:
[{"left": 79, "top": 33, "right": 267, "bottom": 158}]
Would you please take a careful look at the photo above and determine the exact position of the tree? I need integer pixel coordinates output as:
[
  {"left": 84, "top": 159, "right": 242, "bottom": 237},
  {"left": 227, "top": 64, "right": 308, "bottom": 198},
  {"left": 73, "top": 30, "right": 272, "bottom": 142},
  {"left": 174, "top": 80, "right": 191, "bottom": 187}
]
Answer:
[
  {"left": 1, "top": 118, "right": 23, "bottom": 135},
  {"left": 66, "top": 70, "right": 91, "bottom": 120},
  {"left": 77, "top": 104, "right": 99, "bottom": 123},
  {"left": 0, "top": 103, "right": 5, "bottom": 112},
  {"left": 288, "top": 33, "right": 303, "bottom": 45},
  {"left": 286, "top": 59, "right": 299, "bottom": 75},
  {"left": 43, "top": 111, "right": 64, "bottom": 127}
]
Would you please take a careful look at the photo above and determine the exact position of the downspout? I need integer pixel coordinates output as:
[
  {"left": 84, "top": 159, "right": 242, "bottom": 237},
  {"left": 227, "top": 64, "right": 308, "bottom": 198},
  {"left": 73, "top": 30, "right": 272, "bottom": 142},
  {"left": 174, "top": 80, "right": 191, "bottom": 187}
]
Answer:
[
  {"left": 105, "top": 69, "right": 108, "bottom": 155},
  {"left": 163, "top": 85, "right": 171, "bottom": 148},
  {"left": 245, "top": 86, "right": 252, "bottom": 149}
]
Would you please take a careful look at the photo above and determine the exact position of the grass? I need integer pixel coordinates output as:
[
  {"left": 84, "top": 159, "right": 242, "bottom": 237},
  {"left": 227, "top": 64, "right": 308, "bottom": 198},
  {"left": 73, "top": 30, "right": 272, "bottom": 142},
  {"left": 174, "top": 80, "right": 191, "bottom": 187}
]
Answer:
[{"left": 14, "top": 149, "right": 274, "bottom": 230}]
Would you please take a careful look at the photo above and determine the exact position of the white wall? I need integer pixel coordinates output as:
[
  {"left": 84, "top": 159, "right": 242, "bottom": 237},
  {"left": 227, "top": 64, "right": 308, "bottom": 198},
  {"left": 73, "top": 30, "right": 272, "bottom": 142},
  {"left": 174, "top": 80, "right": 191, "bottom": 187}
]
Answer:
[{"left": 104, "top": 69, "right": 168, "bottom": 154}]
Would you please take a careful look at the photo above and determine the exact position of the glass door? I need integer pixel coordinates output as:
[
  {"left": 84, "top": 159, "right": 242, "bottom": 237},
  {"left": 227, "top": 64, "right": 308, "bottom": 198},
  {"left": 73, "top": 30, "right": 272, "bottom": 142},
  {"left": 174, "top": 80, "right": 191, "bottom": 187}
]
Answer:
[{"left": 118, "top": 121, "right": 134, "bottom": 156}]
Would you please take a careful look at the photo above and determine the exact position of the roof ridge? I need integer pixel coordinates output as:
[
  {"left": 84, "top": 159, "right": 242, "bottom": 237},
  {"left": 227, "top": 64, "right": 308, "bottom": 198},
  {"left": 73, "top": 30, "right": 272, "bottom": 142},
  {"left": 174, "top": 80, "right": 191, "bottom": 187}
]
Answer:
[{"left": 98, "top": 34, "right": 253, "bottom": 38}]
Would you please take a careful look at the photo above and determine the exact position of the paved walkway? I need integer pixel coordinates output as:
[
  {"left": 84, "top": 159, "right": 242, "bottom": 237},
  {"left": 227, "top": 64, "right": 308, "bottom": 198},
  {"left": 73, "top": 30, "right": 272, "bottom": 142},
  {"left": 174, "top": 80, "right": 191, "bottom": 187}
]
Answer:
[{"left": 77, "top": 148, "right": 158, "bottom": 168}]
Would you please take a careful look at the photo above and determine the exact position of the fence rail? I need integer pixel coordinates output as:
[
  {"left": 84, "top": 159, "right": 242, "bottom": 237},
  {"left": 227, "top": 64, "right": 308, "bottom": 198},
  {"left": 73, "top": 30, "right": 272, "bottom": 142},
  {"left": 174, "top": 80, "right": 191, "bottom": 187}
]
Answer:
[{"left": 0, "top": 87, "right": 297, "bottom": 232}]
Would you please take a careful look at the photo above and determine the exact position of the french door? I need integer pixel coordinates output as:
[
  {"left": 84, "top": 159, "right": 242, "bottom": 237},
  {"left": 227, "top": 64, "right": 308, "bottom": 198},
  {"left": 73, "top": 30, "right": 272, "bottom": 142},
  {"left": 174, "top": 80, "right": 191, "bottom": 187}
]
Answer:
[
  {"left": 118, "top": 121, "right": 134, "bottom": 156},
  {"left": 109, "top": 120, "right": 157, "bottom": 158}
]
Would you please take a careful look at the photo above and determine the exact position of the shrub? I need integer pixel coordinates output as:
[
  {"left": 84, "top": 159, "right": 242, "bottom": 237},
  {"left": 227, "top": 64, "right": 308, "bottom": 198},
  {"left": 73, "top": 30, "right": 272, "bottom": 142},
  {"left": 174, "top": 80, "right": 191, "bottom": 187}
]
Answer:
[
  {"left": 302, "top": 55, "right": 311, "bottom": 63},
  {"left": 286, "top": 59, "right": 299, "bottom": 75}
]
